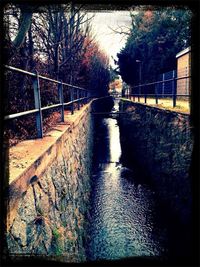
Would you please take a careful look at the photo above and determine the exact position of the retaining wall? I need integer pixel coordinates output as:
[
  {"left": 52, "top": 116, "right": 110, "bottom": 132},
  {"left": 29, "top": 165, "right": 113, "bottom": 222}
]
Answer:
[
  {"left": 118, "top": 100, "right": 193, "bottom": 225},
  {"left": 6, "top": 103, "right": 94, "bottom": 262}
]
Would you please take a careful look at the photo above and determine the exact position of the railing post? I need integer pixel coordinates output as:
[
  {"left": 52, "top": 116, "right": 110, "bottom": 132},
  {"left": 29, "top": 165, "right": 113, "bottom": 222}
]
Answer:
[
  {"left": 172, "top": 70, "right": 176, "bottom": 107},
  {"left": 58, "top": 81, "right": 64, "bottom": 122},
  {"left": 79, "top": 89, "right": 82, "bottom": 107},
  {"left": 132, "top": 87, "right": 135, "bottom": 102},
  {"left": 70, "top": 87, "right": 74, "bottom": 114},
  {"left": 138, "top": 84, "right": 141, "bottom": 102},
  {"left": 185, "top": 66, "right": 188, "bottom": 95},
  {"left": 162, "top": 73, "right": 165, "bottom": 98},
  {"left": 81, "top": 90, "right": 83, "bottom": 106},
  {"left": 77, "top": 89, "right": 80, "bottom": 110},
  {"left": 155, "top": 84, "right": 158, "bottom": 105},
  {"left": 84, "top": 90, "right": 87, "bottom": 104},
  {"left": 82, "top": 90, "right": 84, "bottom": 104},
  {"left": 144, "top": 85, "right": 147, "bottom": 103},
  {"left": 33, "top": 71, "right": 43, "bottom": 138}
]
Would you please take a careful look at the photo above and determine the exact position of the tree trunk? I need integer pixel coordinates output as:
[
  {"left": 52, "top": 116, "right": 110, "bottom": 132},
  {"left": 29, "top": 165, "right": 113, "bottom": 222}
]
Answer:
[
  {"left": 28, "top": 25, "right": 35, "bottom": 71},
  {"left": 13, "top": 9, "right": 32, "bottom": 50}
]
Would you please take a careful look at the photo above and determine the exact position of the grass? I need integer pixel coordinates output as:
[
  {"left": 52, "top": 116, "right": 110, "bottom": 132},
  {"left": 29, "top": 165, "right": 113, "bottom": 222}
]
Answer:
[
  {"left": 55, "top": 246, "right": 63, "bottom": 256},
  {"left": 125, "top": 97, "right": 190, "bottom": 114},
  {"left": 52, "top": 228, "right": 61, "bottom": 240},
  {"left": 52, "top": 228, "right": 64, "bottom": 256}
]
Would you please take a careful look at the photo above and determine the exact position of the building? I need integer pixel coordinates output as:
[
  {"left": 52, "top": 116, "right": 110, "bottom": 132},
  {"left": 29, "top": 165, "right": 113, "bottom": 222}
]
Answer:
[{"left": 176, "top": 47, "right": 191, "bottom": 96}]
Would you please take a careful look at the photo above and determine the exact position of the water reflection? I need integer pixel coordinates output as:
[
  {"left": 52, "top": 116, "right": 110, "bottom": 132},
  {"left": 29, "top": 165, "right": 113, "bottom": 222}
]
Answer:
[
  {"left": 108, "top": 119, "right": 121, "bottom": 163},
  {"left": 87, "top": 101, "right": 167, "bottom": 261}
]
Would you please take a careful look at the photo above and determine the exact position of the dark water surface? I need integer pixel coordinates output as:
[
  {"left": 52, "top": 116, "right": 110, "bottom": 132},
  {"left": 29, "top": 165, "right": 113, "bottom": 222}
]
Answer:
[{"left": 86, "top": 100, "right": 171, "bottom": 262}]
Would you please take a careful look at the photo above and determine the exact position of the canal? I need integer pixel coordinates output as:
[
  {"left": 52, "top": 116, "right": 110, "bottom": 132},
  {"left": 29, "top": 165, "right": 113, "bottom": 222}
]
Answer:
[{"left": 86, "top": 100, "right": 172, "bottom": 263}]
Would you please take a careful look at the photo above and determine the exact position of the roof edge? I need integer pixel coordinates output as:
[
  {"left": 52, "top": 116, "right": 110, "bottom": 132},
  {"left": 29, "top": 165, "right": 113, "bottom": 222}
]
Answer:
[{"left": 176, "top": 47, "right": 191, "bottom": 58}]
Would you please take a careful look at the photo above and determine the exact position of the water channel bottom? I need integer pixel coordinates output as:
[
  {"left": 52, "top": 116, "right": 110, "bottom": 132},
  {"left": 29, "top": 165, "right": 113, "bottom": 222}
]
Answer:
[{"left": 86, "top": 101, "right": 168, "bottom": 262}]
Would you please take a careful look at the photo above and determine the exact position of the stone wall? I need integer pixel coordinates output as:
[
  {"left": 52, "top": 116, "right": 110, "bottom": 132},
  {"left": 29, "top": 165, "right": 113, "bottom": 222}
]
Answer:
[
  {"left": 118, "top": 100, "right": 193, "bottom": 225},
  {"left": 6, "top": 103, "right": 94, "bottom": 262}
]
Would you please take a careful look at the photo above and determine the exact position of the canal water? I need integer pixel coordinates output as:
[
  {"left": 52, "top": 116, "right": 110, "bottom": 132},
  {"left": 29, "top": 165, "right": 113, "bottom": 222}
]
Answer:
[{"left": 86, "top": 100, "right": 170, "bottom": 262}]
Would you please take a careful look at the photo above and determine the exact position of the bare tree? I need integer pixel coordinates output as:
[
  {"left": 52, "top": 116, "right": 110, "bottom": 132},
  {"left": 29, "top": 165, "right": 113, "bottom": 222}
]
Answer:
[{"left": 4, "top": 3, "right": 96, "bottom": 90}]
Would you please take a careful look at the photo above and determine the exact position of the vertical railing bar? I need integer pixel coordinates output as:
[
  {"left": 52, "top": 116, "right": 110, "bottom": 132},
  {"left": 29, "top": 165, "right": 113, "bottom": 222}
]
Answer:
[
  {"left": 185, "top": 66, "right": 188, "bottom": 95},
  {"left": 84, "top": 90, "right": 87, "bottom": 104},
  {"left": 58, "top": 81, "right": 64, "bottom": 122},
  {"left": 77, "top": 89, "right": 80, "bottom": 110},
  {"left": 70, "top": 87, "right": 74, "bottom": 114},
  {"left": 162, "top": 73, "right": 165, "bottom": 98},
  {"left": 33, "top": 71, "right": 43, "bottom": 138},
  {"left": 144, "top": 85, "right": 147, "bottom": 103},
  {"left": 80, "top": 90, "right": 82, "bottom": 106},
  {"left": 138, "top": 85, "right": 140, "bottom": 102},
  {"left": 74, "top": 87, "right": 76, "bottom": 111},
  {"left": 155, "top": 83, "right": 158, "bottom": 105},
  {"left": 172, "top": 70, "right": 176, "bottom": 107},
  {"left": 81, "top": 90, "right": 83, "bottom": 108}
]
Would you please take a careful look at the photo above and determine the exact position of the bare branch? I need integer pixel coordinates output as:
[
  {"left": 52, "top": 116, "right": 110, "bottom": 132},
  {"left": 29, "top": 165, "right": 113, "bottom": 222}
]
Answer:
[{"left": 107, "top": 25, "right": 130, "bottom": 36}]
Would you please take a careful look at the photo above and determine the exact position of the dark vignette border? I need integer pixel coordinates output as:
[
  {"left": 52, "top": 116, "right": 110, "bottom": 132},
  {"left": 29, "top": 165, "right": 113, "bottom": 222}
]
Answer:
[{"left": 0, "top": 0, "right": 199, "bottom": 267}]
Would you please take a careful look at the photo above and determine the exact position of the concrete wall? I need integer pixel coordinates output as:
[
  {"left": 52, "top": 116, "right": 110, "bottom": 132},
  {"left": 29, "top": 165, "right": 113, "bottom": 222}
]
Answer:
[
  {"left": 6, "top": 103, "right": 94, "bottom": 262},
  {"left": 118, "top": 100, "right": 193, "bottom": 225}
]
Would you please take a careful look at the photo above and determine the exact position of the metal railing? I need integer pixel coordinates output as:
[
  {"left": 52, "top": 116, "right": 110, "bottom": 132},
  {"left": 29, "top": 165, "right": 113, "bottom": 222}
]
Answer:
[
  {"left": 123, "top": 73, "right": 191, "bottom": 108},
  {"left": 4, "top": 65, "right": 91, "bottom": 138}
]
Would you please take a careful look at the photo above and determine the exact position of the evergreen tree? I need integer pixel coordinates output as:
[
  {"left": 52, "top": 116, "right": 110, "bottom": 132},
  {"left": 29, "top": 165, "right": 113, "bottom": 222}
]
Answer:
[{"left": 117, "top": 7, "right": 192, "bottom": 85}]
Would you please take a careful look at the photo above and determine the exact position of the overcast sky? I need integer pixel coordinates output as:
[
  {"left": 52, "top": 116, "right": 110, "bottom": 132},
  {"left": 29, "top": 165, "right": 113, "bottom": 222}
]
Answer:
[{"left": 90, "top": 11, "right": 132, "bottom": 67}]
